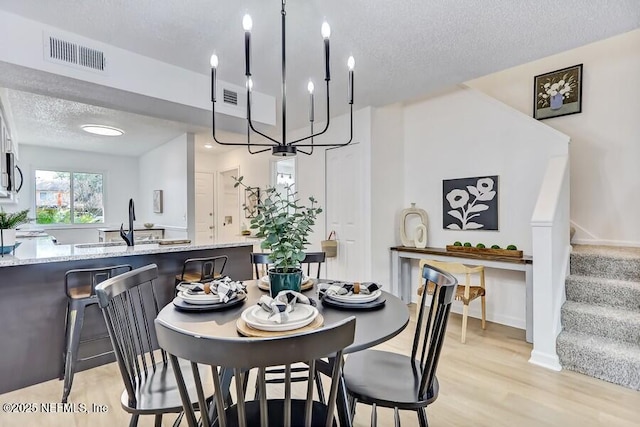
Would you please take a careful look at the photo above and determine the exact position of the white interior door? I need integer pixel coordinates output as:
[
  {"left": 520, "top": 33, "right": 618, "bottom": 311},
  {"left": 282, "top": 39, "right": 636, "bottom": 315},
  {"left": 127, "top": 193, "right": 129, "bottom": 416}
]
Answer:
[
  {"left": 325, "top": 144, "right": 367, "bottom": 281},
  {"left": 195, "top": 172, "right": 214, "bottom": 244},
  {"left": 216, "top": 167, "right": 240, "bottom": 242}
]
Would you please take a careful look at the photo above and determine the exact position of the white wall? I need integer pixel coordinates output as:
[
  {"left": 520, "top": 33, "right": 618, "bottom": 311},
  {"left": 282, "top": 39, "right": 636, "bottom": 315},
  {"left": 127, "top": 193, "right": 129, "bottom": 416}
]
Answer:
[
  {"left": 403, "top": 86, "right": 569, "bottom": 327},
  {"left": 467, "top": 29, "right": 640, "bottom": 246},
  {"left": 13, "top": 145, "right": 138, "bottom": 244},
  {"left": 371, "top": 104, "right": 405, "bottom": 283},
  {"left": 139, "top": 133, "right": 190, "bottom": 238}
]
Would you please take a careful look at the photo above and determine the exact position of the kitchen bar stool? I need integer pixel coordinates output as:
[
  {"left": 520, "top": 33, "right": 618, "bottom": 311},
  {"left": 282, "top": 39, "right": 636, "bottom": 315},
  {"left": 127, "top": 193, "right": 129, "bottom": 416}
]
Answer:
[{"left": 60, "top": 264, "right": 132, "bottom": 403}]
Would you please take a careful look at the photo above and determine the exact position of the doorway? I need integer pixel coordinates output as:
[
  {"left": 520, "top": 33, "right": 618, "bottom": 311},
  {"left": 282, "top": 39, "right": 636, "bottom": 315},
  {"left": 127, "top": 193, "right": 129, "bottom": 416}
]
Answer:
[
  {"left": 216, "top": 167, "right": 240, "bottom": 242},
  {"left": 325, "top": 143, "right": 367, "bottom": 281},
  {"left": 195, "top": 172, "right": 214, "bottom": 244}
]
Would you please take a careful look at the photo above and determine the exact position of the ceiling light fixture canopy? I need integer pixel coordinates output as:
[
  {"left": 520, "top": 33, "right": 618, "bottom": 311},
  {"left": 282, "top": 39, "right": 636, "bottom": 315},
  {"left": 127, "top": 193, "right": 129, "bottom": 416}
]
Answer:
[
  {"left": 81, "top": 124, "right": 124, "bottom": 136},
  {"left": 210, "top": 0, "right": 355, "bottom": 156}
]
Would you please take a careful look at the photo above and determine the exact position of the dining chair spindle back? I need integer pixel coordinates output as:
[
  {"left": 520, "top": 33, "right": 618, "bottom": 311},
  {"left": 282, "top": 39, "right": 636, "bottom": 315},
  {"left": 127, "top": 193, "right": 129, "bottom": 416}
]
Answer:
[
  {"left": 343, "top": 264, "right": 458, "bottom": 427},
  {"left": 155, "top": 316, "right": 356, "bottom": 427},
  {"left": 301, "top": 252, "right": 326, "bottom": 279},
  {"left": 96, "top": 264, "right": 209, "bottom": 427},
  {"left": 175, "top": 255, "right": 228, "bottom": 294},
  {"left": 250, "top": 252, "right": 271, "bottom": 279}
]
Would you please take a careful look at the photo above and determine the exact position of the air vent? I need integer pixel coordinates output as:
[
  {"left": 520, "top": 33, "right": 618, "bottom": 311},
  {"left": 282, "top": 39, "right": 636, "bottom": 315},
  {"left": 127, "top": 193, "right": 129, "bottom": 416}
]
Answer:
[
  {"left": 44, "top": 33, "right": 106, "bottom": 73},
  {"left": 223, "top": 89, "right": 238, "bottom": 106},
  {"left": 78, "top": 46, "right": 106, "bottom": 71},
  {"left": 49, "top": 37, "right": 77, "bottom": 64}
]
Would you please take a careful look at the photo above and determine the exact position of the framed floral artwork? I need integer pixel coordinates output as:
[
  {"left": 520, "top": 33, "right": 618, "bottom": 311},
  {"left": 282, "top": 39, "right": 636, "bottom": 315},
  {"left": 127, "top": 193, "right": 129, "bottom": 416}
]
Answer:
[
  {"left": 443, "top": 176, "right": 498, "bottom": 230},
  {"left": 153, "top": 190, "right": 163, "bottom": 213},
  {"left": 534, "top": 64, "right": 583, "bottom": 120}
]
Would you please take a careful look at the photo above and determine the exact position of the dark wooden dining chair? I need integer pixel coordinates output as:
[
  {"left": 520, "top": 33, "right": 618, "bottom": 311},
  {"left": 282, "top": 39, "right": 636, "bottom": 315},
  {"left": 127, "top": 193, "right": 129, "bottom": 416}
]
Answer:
[
  {"left": 155, "top": 316, "right": 356, "bottom": 427},
  {"left": 302, "top": 252, "right": 326, "bottom": 279},
  {"left": 175, "top": 255, "right": 228, "bottom": 291},
  {"left": 251, "top": 251, "right": 328, "bottom": 400},
  {"left": 251, "top": 252, "right": 326, "bottom": 279},
  {"left": 96, "top": 264, "right": 211, "bottom": 427},
  {"left": 250, "top": 252, "right": 271, "bottom": 279},
  {"left": 343, "top": 264, "right": 458, "bottom": 427}
]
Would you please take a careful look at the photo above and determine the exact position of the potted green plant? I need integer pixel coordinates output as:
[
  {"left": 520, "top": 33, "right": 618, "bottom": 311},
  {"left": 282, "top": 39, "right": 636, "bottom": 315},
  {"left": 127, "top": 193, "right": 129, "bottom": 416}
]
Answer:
[
  {"left": 234, "top": 176, "right": 322, "bottom": 295},
  {"left": 0, "top": 208, "right": 30, "bottom": 250}
]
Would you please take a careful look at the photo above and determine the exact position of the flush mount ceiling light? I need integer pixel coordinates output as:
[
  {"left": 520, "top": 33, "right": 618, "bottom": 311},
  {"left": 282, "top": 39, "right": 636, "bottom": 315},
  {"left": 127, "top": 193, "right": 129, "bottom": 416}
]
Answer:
[
  {"left": 81, "top": 124, "right": 124, "bottom": 136},
  {"left": 209, "top": 0, "right": 355, "bottom": 157}
]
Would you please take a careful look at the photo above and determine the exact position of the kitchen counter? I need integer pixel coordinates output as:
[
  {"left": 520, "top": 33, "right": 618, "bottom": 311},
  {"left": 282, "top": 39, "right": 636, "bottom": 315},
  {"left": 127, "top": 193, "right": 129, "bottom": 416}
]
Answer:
[
  {"left": 0, "top": 236, "right": 253, "bottom": 267},
  {"left": 0, "top": 237, "right": 254, "bottom": 393}
]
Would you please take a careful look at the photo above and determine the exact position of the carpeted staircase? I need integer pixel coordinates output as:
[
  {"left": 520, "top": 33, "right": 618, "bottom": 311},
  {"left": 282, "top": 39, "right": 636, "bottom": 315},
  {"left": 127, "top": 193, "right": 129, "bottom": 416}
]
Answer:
[{"left": 556, "top": 245, "right": 640, "bottom": 390}]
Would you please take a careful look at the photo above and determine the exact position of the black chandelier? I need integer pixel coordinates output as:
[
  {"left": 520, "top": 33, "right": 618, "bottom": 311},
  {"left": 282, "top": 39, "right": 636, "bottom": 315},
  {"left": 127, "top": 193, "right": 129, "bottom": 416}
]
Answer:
[{"left": 210, "top": 0, "right": 355, "bottom": 156}]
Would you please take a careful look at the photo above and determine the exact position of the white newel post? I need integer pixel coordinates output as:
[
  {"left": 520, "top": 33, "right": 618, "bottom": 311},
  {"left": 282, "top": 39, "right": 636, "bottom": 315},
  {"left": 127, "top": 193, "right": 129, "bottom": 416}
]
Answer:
[{"left": 529, "top": 224, "right": 562, "bottom": 370}]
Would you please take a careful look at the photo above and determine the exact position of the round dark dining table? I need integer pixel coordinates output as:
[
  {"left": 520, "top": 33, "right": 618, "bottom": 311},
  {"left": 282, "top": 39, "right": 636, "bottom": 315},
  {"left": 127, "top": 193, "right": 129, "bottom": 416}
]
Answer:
[{"left": 156, "top": 279, "right": 410, "bottom": 426}]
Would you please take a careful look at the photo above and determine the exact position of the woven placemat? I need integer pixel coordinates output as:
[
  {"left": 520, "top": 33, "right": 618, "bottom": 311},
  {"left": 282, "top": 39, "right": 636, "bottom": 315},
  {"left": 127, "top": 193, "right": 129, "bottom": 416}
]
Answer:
[
  {"left": 257, "top": 278, "right": 315, "bottom": 292},
  {"left": 236, "top": 314, "right": 324, "bottom": 338}
]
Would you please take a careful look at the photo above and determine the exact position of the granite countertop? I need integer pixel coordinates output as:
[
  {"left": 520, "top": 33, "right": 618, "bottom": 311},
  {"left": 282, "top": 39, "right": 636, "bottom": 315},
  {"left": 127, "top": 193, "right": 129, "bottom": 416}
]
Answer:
[
  {"left": 96, "top": 227, "right": 165, "bottom": 231},
  {"left": 0, "top": 237, "right": 253, "bottom": 267}
]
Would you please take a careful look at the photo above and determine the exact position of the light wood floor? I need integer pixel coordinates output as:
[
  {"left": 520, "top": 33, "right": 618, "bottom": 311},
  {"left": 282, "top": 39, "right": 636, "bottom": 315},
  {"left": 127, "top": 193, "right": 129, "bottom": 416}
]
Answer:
[{"left": 1, "top": 306, "right": 638, "bottom": 427}]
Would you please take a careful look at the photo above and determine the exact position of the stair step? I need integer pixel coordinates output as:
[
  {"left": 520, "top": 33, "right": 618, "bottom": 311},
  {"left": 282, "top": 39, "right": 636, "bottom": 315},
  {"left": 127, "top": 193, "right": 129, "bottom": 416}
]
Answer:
[
  {"left": 571, "top": 245, "right": 640, "bottom": 281},
  {"left": 565, "top": 275, "right": 640, "bottom": 310},
  {"left": 561, "top": 301, "right": 640, "bottom": 345},
  {"left": 557, "top": 330, "right": 640, "bottom": 390}
]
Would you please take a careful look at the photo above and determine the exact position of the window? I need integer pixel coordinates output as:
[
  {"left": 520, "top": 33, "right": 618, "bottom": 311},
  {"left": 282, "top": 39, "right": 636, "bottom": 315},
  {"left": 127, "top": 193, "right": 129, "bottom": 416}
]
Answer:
[{"left": 35, "top": 170, "right": 104, "bottom": 224}]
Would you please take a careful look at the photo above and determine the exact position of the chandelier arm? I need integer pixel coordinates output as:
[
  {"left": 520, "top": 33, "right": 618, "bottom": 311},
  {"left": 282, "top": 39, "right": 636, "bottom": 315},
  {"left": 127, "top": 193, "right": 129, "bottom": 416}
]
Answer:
[
  {"left": 288, "top": 104, "right": 353, "bottom": 147},
  {"left": 246, "top": 117, "right": 283, "bottom": 146},
  {"left": 246, "top": 122, "right": 272, "bottom": 154},
  {"left": 246, "top": 88, "right": 284, "bottom": 145},
  {"left": 296, "top": 123, "right": 314, "bottom": 155},
  {"left": 212, "top": 108, "right": 278, "bottom": 147},
  {"left": 289, "top": 81, "right": 331, "bottom": 145},
  {"left": 247, "top": 146, "right": 272, "bottom": 154}
]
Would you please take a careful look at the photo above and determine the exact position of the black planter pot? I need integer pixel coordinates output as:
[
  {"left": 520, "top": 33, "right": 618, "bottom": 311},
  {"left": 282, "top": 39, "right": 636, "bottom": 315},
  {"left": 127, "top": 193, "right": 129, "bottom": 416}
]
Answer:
[{"left": 268, "top": 268, "right": 302, "bottom": 297}]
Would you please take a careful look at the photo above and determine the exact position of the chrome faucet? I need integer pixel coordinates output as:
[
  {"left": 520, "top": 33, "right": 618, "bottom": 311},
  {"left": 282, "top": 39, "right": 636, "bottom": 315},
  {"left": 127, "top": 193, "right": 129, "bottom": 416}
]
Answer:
[{"left": 120, "top": 198, "right": 135, "bottom": 246}]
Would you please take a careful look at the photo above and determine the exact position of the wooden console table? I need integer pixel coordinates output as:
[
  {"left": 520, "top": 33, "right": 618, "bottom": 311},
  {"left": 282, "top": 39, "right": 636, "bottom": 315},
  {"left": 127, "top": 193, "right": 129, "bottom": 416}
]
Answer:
[{"left": 390, "top": 246, "right": 533, "bottom": 343}]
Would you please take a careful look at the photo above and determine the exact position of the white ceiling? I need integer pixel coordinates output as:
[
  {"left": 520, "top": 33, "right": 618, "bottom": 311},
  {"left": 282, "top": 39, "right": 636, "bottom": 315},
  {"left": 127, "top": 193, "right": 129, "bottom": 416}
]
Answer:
[
  {"left": 0, "top": 0, "right": 638, "bottom": 155},
  {"left": 2, "top": 88, "right": 215, "bottom": 156}
]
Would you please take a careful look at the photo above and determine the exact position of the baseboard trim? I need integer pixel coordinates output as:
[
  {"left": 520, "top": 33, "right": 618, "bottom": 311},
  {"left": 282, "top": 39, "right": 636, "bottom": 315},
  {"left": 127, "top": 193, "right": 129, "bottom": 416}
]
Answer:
[
  {"left": 571, "top": 238, "right": 640, "bottom": 248},
  {"left": 529, "top": 350, "right": 562, "bottom": 371},
  {"left": 450, "top": 306, "right": 525, "bottom": 330}
]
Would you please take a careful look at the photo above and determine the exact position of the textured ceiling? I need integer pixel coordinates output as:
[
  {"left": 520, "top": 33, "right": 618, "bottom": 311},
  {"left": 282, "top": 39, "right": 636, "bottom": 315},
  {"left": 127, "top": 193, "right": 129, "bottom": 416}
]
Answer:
[
  {"left": 3, "top": 89, "right": 208, "bottom": 156},
  {"left": 0, "top": 0, "right": 638, "bottom": 154}
]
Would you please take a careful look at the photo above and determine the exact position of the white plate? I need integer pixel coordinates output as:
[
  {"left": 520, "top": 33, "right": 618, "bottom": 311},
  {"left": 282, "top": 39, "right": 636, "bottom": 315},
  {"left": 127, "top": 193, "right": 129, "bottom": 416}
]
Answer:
[
  {"left": 176, "top": 282, "right": 205, "bottom": 293},
  {"left": 260, "top": 274, "right": 311, "bottom": 285},
  {"left": 241, "top": 304, "right": 318, "bottom": 331},
  {"left": 178, "top": 290, "right": 222, "bottom": 305},
  {"left": 327, "top": 289, "right": 382, "bottom": 304}
]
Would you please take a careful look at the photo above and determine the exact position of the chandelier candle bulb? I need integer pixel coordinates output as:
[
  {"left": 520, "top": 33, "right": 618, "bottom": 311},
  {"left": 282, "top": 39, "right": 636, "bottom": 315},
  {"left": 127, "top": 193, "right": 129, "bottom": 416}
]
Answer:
[
  {"left": 322, "top": 22, "right": 331, "bottom": 81},
  {"left": 243, "top": 14, "right": 252, "bottom": 76},
  {"left": 308, "top": 80, "right": 315, "bottom": 122},
  {"left": 348, "top": 56, "right": 355, "bottom": 104},
  {"left": 210, "top": 54, "right": 218, "bottom": 102}
]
